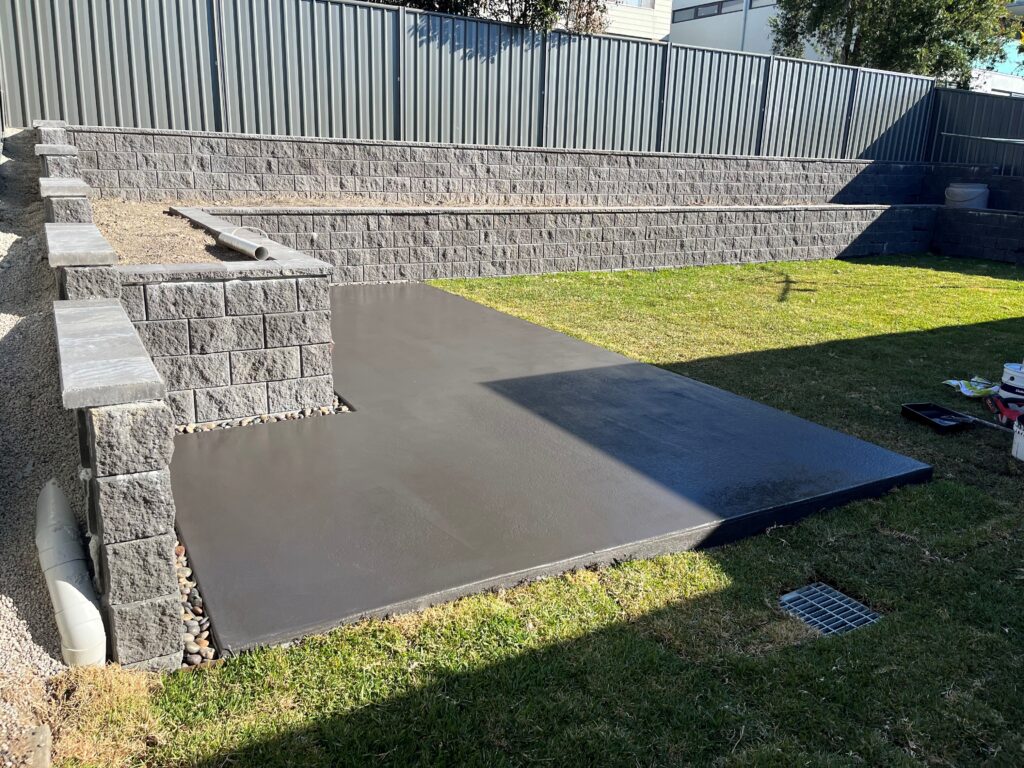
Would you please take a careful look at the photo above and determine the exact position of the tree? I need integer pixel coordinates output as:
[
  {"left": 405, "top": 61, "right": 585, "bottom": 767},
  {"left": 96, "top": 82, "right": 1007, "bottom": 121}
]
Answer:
[
  {"left": 374, "top": 0, "right": 606, "bottom": 33},
  {"left": 770, "top": 0, "right": 1023, "bottom": 87}
]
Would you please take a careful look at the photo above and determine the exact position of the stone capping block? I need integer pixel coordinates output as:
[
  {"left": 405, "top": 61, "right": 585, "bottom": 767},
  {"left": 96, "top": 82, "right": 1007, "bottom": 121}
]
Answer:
[
  {"left": 53, "top": 299, "right": 166, "bottom": 409},
  {"left": 35, "top": 143, "right": 79, "bottom": 157},
  {"left": 66, "top": 123, "right": 981, "bottom": 168},
  {"left": 108, "top": 593, "right": 183, "bottom": 666},
  {"left": 85, "top": 401, "right": 174, "bottom": 477},
  {"left": 38, "top": 177, "right": 94, "bottom": 199},
  {"left": 33, "top": 119, "right": 67, "bottom": 128},
  {"left": 44, "top": 223, "right": 117, "bottom": 267}
]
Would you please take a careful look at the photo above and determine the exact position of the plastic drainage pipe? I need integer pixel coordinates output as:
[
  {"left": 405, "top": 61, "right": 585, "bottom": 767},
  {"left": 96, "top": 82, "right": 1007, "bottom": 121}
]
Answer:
[
  {"left": 216, "top": 230, "right": 271, "bottom": 260},
  {"left": 36, "top": 479, "right": 106, "bottom": 667}
]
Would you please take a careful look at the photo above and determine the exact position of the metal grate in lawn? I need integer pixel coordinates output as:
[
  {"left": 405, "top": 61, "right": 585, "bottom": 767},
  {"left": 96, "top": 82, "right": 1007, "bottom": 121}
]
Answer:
[{"left": 780, "top": 582, "right": 880, "bottom": 636}]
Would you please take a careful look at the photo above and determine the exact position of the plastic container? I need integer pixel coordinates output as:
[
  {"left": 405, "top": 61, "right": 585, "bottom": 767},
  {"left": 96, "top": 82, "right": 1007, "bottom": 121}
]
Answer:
[
  {"left": 1013, "top": 421, "right": 1024, "bottom": 463},
  {"left": 999, "top": 362, "right": 1024, "bottom": 404},
  {"left": 945, "top": 182, "right": 989, "bottom": 209}
]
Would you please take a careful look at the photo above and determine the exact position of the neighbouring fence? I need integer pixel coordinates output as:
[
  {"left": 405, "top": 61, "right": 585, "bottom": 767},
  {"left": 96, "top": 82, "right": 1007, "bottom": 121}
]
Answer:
[
  {"left": 2, "top": 0, "right": 942, "bottom": 161},
  {"left": 928, "top": 88, "right": 1024, "bottom": 177}
]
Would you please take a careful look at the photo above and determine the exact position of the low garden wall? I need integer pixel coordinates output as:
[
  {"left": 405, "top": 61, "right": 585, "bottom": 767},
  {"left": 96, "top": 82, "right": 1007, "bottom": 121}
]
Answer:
[
  {"left": 932, "top": 209, "right": 1024, "bottom": 265},
  {"left": 210, "top": 205, "right": 939, "bottom": 284},
  {"left": 66, "top": 125, "right": 996, "bottom": 208}
]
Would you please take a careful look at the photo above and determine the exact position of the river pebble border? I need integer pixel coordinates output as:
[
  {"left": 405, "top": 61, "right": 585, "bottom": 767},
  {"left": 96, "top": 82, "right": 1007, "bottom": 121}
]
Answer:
[
  {"left": 173, "top": 395, "right": 350, "bottom": 434},
  {"left": 175, "top": 540, "right": 216, "bottom": 668}
]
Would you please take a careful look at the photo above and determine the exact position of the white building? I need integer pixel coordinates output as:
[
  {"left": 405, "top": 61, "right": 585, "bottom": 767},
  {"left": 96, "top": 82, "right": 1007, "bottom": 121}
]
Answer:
[
  {"left": 603, "top": 0, "right": 673, "bottom": 41},
  {"left": 669, "top": 0, "right": 778, "bottom": 53}
]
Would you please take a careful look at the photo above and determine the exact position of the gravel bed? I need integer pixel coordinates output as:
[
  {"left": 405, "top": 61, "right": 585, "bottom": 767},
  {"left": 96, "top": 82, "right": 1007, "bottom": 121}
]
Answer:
[
  {"left": 0, "top": 131, "right": 82, "bottom": 765},
  {"left": 174, "top": 396, "right": 351, "bottom": 434}
]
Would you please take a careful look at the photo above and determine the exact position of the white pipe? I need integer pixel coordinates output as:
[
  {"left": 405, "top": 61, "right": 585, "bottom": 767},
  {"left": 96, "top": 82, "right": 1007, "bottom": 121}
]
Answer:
[
  {"left": 215, "top": 229, "right": 271, "bottom": 260},
  {"left": 36, "top": 479, "right": 106, "bottom": 667}
]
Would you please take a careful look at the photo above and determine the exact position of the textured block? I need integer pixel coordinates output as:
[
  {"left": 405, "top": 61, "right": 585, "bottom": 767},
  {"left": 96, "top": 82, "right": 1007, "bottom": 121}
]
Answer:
[
  {"left": 120, "top": 285, "right": 146, "bottom": 321},
  {"left": 224, "top": 278, "right": 297, "bottom": 315},
  {"left": 91, "top": 470, "right": 176, "bottom": 545},
  {"left": 40, "top": 154, "right": 81, "bottom": 179},
  {"left": 108, "top": 594, "right": 183, "bottom": 666},
  {"left": 189, "top": 315, "right": 264, "bottom": 353},
  {"left": 297, "top": 277, "right": 330, "bottom": 310},
  {"left": 122, "top": 651, "right": 182, "bottom": 672},
  {"left": 62, "top": 266, "right": 120, "bottom": 300},
  {"left": 45, "top": 196, "right": 93, "bottom": 223},
  {"left": 264, "top": 311, "right": 331, "bottom": 347},
  {"left": 85, "top": 402, "right": 174, "bottom": 477},
  {"left": 194, "top": 382, "right": 269, "bottom": 421},
  {"left": 301, "top": 344, "right": 333, "bottom": 377},
  {"left": 101, "top": 532, "right": 178, "bottom": 603},
  {"left": 166, "top": 390, "right": 196, "bottom": 425},
  {"left": 267, "top": 375, "right": 335, "bottom": 412},
  {"left": 230, "top": 347, "right": 301, "bottom": 384},
  {"left": 146, "top": 281, "right": 225, "bottom": 320},
  {"left": 135, "top": 320, "right": 190, "bottom": 357},
  {"left": 153, "top": 353, "right": 229, "bottom": 390}
]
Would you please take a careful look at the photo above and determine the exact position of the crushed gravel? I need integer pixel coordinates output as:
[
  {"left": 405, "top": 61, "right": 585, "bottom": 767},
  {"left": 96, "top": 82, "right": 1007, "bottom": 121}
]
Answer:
[
  {"left": 0, "top": 130, "right": 82, "bottom": 766},
  {"left": 91, "top": 199, "right": 244, "bottom": 264}
]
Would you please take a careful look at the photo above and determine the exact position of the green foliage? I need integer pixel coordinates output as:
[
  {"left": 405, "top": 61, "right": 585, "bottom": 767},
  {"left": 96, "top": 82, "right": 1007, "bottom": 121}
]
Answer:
[
  {"left": 370, "top": 0, "right": 606, "bottom": 32},
  {"left": 770, "top": 0, "right": 1022, "bottom": 86}
]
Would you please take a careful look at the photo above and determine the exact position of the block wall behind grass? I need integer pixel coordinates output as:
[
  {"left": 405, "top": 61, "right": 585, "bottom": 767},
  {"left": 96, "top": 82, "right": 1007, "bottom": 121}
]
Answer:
[
  {"left": 65, "top": 126, "right": 996, "bottom": 208},
  {"left": 212, "top": 205, "right": 938, "bottom": 284},
  {"left": 931, "top": 209, "right": 1024, "bottom": 265}
]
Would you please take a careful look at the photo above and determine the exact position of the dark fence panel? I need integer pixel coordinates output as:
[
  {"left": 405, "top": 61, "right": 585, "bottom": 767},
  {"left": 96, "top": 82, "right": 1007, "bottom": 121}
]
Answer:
[{"left": 928, "top": 87, "right": 1024, "bottom": 176}]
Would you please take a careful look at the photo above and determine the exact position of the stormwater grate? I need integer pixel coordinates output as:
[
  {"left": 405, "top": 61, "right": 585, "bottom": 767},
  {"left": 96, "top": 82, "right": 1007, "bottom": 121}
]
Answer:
[{"left": 780, "top": 582, "right": 880, "bottom": 636}]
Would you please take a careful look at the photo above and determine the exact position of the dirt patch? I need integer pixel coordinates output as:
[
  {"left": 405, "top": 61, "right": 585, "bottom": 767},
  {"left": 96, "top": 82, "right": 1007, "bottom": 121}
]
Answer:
[{"left": 92, "top": 200, "right": 244, "bottom": 265}]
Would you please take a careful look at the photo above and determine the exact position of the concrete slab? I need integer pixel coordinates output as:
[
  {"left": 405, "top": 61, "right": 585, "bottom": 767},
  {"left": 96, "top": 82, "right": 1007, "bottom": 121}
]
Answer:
[
  {"left": 38, "top": 177, "right": 93, "bottom": 199},
  {"left": 171, "top": 284, "right": 930, "bottom": 653},
  {"left": 34, "top": 143, "right": 78, "bottom": 156},
  {"left": 54, "top": 299, "right": 166, "bottom": 408},
  {"left": 45, "top": 223, "right": 117, "bottom": 267}
]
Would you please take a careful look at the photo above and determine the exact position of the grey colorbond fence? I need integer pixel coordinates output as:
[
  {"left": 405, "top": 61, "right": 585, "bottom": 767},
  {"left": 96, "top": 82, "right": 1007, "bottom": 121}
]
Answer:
[
  {"left": 0, "top": 0, "right": 964, "bottom": 163},
  {"left": 928, "top": 87, "right": 1024, "bottom": 177}
]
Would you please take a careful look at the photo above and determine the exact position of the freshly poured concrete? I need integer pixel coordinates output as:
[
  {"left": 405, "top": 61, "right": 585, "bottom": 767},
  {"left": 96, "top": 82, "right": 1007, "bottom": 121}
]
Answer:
[{"left": 171, "top": 284, "right": 930, "bottom": 653}]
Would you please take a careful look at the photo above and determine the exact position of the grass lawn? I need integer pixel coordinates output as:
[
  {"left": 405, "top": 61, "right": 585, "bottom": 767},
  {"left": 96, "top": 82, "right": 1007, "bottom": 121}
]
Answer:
[{"left": 55, "top": 255, "right": 1023, "bottom": 766}]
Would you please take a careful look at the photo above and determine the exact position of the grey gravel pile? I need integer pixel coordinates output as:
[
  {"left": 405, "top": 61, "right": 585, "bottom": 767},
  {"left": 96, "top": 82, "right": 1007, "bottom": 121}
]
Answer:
[{"left": 0, "top": 130, "right": 82, "bottom": 764}]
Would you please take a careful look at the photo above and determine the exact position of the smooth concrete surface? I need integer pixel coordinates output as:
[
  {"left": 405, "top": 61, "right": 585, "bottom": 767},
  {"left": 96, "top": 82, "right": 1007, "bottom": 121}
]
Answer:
[
  {"left": 38, "top": 177, "right": 93, "bottom": 198},
  {"left": 171, "top": 284, "right": 931, "bottom": 653},
  {"left": 54, "top": 299, "right": 166, "bottom": 408},
  {"left": 45, "top": 224, "right": 117, "bottom": 267}
]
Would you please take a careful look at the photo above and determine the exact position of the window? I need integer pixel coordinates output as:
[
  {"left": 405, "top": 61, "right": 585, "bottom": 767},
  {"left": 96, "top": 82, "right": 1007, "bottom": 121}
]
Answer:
[
  {"left": 615, "top": 0, "right": 657, "bottom": 8},
  {"left": 672, "top": 0, "right": 746, "bottom": 24},
  {"left": 672, "top": 0, "right": 774, "bottom": 23}
]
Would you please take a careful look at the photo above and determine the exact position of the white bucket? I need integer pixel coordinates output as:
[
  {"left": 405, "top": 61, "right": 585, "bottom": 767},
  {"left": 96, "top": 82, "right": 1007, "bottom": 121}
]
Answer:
[
  {"left": 1013, "top": 421, "right": 1024, "bottom": 463},
  {"left": 945, "top": 182, "right": 989, "bottom": 210},
  {"left": 1000, "top": 362, "right": 1024, "bottom": 404}
]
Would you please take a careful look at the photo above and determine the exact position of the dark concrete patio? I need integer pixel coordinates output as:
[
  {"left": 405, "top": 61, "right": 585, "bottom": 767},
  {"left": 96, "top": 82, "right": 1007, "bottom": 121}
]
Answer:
[{"left": 171, "top": 284, "right": 930, "bottom": 654}]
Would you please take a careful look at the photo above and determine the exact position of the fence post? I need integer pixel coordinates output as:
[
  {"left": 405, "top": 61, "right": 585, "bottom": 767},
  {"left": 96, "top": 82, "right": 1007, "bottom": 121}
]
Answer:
[
  {"left": 396, "top": 6, "right": 406, "bottom": 142},
  {"left": 536, "top": 31, "right": 549, "bottom": 148},
  {"left": 838, "top": 67, "right": 860, "bottom": 159},
  {"left": 754, "top": 55, "right": 774, "bottom": 156},
  {"left": 655, "top": 40, "right": 672, "bottom": 153},
  {"left": 209, "top": 0, "right": 227, "bottom": 133}
]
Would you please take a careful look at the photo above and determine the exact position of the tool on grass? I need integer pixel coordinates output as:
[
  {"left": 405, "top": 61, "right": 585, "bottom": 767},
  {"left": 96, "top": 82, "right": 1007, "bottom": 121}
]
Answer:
[{"left": 901, "top": 402, "right": 1013, "bottom": 435}]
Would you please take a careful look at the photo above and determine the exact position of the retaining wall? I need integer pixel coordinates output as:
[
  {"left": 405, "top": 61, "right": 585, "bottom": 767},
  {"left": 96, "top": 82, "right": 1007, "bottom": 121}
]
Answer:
[
  {"left": 931, "top": 209, "right": 1024, "bottom": 265},
  {"left": 66, "top": 126, "right": 997, "bottom": 208},
  {"left": 211, "top": 205, "right": 939, "bottom": 284}
]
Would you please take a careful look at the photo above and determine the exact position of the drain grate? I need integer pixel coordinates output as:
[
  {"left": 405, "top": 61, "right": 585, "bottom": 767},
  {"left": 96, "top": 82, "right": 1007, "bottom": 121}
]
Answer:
[{"left": 780, "top": 582, "right": 880, "bottom": 636}]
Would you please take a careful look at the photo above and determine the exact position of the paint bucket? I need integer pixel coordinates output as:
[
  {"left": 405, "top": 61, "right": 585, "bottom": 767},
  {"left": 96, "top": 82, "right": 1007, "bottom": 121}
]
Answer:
[
  {"left": 944, "top": 183, "right": 989, "bottom": 210},
  {"left": 999, "top": 362, "right": 1024, "bottom": 405}
]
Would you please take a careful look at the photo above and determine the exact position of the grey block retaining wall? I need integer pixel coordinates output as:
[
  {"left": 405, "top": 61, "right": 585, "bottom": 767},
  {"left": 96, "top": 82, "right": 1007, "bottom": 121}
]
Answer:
[
  {"left": 931, "top": 209, "right": 1024, "bottom": 265},
  {"left": 211, "top": 205, "right": 939, "bottom": 284},
  {"left": 66, "top": 126, "right": 999, "bottom": 208}
]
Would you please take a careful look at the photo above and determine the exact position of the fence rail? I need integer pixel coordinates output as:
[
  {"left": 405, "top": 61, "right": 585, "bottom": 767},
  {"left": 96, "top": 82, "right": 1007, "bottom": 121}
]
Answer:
[{"left": 1, "top": 0, "right": 1016, "bottom": 169}]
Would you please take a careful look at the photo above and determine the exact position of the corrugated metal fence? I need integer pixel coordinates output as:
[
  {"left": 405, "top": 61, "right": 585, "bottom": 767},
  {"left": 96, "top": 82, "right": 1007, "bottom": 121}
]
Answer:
[
  {"left": 0, "top": 0, "right": 964, "bottom": 163},
  {"left": 928, "top": 87, "right": 1024, "bottom": 176}
]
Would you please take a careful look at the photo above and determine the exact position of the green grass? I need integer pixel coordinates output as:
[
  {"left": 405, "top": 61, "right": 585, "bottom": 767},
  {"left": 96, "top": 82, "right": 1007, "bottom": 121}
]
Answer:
[{"left": 59, "top": 255, "right": 1024, "bottom": 767}]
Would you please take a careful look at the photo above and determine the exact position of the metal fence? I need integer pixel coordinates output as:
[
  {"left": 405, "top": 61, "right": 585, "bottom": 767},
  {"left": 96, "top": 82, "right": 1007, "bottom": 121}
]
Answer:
[
  {"left": 0, "top": 0, "right": 945, "bottom": 162},
  {"left": 928, "top": 87, "right": 1024, "bottom": 176}
]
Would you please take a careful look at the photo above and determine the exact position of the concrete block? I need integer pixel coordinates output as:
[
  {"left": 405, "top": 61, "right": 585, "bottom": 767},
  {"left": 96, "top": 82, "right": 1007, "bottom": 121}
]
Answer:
[
  {"left": 85, "top": 402, "right": 174, "bottom": 477},
  {"left": 224, "top": 278, "right": 297, "bottom": 315},
  {"left": 44, "top": 223, "right": 117, "bottom": 267},
  {"left": 108, "top": 593, "right": 182, "bottom": 666},
  {"left": 267, "top": 375, "right": 335, "bottom": 412},
  {"left": 37, "top": 126, "right": 67, "bottom": 144},
  {"left": 45, "top": 196, "right": 93, "bottom": 223},
  {"left": 53, "top": 299, "right": 166, "bottom": 408},
  {"left": 300, "top": 344, "right": 333, "bottom": 377},
  {"left": 264, "top": 311, "right": 331, "bottom": 348},
  {"left": 297, "top": 277, "right": 330, "bottom": 310},
  {"left": 135, "top": 320, "right": 190, "bottom": 357},
  {"left": 101, "top": 533, "right": 178, "bottom": 604},
  {"left": 194, "top": 382, "right": 269, "bottom": 421},
  {"left": 189, "top": 315, "right": 264, "bottom": 353},
  {"left": 62, "top": 266, "right": 120, "bottom": 300},
  {"left": 122, "top": 651, "right": 182, "bottom": 672},
  {"left": 166, "top": 390, "right": 196, "bottom": 425},
  {"left": 230, "top": 347, "right": 301, "bottom": 384},
  {"left": 153, "top": 353, "right": 230, "bottom": 390},
  {"left": 121, "top": 285, "right": 146, "bottom": 321},
  {"left": 146, "top": 281, "right": 225, "bottom": 320},
  {"left": 41, "top": 154, "right": 81, "bottom": 178}
]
